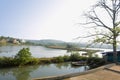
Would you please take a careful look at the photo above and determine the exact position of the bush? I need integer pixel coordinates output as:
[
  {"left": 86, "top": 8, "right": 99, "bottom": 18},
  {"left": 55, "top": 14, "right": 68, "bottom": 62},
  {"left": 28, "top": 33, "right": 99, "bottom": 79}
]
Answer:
[
  {"left": 63, "top": 55, "right": 70, "bottom": 62},
  {"left": 0, "top": 57, "right": 16, "bottom": 67},
  {"left": 87, "top": 57, "right": 105, "bottom": 69},
  {"left": 52, "top": 56, "right": 64, "bottom": 63},
  {"left": 39, "top": 58, "right": 52, "bottom": 64},
  {"left": 27, "top": 58, "right": 40, "bottom": 65},
  {"left": 70, "top": 52, "right": 80, "bottom": 61},
  {"left": 0, "top": 48, "right": 105, "bottom": 68},
  {"left": 14, "top": 48, "right": 32, "bottom": 65}
]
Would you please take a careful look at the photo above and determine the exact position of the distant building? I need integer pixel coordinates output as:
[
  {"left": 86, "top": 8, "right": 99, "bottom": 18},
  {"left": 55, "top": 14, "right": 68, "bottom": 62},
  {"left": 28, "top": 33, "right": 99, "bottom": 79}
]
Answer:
[
  {"left": 13, "top": 39, "right": 20, "bottom": 44},
  {"left": 21, "top": 39, "right": 26, "bottom": 43}
]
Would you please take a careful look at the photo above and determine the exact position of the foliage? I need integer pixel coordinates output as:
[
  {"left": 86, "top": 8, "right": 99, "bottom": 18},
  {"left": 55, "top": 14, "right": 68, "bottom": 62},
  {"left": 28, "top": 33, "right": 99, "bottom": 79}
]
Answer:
[
  {"left": 0, "top": 48, "right": 105, "bottom": 68},
  {"left": 39, "top": 58, "right": 52, "bottom": 64},
  {"left": 70, "top": 52, "right": 80, "bottom": 61},
  {"left": 52, "top": 56, "right": 64, "bottom": 63},
  {"left": 63, "top": 55, "right": 70, "bottom": 62},
  {"left": 87, "top": 57, "right": 105, "bottom": 69},
  {"left": 15, "top": 48, "right": 32, "bottom": 65},
  {"left": 0, "top": 57, "right": 17, "bottom": 67},
  {"left": 27, "top": 58, "right": 40, "bottom": 65}
]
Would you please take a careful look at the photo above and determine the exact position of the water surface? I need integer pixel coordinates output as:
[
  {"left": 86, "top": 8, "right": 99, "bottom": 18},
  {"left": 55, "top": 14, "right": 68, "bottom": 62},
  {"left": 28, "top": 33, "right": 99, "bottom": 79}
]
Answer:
[
  {"left": 0, "top": 45, "right": 70, "bottom": 58},
  {"left": 0, "top": 63, "right": 89, "bottom": 80},
  {"left": 0, "top": 45, "right": 108, "bottom": 80}
]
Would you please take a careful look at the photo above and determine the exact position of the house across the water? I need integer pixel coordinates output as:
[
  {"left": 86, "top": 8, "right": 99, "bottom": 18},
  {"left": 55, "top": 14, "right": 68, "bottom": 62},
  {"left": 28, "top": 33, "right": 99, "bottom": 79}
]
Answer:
[{"left": 102, "top": 51, "right": 120, "bottom": 62}]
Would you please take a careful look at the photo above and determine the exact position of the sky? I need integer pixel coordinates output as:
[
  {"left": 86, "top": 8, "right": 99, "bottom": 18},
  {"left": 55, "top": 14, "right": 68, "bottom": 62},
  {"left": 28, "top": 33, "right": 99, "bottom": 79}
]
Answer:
[{"left": 0, "top": 0, "right": 98, "bottom": 42}]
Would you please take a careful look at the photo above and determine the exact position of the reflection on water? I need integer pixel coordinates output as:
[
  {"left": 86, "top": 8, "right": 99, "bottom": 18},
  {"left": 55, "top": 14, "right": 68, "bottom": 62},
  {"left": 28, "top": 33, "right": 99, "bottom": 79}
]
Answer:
[
  {"left": 0, "top": 63, "right": 89, "bottom": 80},
  {"left": 55, "top": 63, "right": 69, "bottom": 69},
  {"left": 0, "top": 65, "right": 39, "bottom": 80}
]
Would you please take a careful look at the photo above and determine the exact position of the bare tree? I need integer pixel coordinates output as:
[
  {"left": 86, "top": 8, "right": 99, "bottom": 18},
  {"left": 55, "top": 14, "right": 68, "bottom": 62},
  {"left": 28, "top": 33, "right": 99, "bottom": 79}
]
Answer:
[{"left": 82, "top": 0, "right": 120, "bottom": 63}]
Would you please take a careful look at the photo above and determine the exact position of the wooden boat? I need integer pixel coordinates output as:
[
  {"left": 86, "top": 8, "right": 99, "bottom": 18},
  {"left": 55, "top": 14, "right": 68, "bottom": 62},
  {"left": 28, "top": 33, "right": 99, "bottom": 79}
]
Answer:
[{"left": 71, "top": 61, "right": 86, "bottom": 66}]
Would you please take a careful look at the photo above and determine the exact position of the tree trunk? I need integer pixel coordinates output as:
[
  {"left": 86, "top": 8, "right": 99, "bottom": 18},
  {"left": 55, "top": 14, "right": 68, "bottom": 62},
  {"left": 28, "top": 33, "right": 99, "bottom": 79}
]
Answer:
[
  {"left": 112, "top": 1, "right": 117, "bottom": 63},
  {"left": 113, "top": 37, "right": 117, "bottom": 63}
]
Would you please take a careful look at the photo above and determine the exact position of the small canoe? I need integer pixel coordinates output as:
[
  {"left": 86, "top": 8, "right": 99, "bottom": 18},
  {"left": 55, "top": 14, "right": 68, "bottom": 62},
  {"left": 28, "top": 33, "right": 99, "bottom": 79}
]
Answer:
[{"left": 71, "top": 61, "right": 86, "bottom": 66}]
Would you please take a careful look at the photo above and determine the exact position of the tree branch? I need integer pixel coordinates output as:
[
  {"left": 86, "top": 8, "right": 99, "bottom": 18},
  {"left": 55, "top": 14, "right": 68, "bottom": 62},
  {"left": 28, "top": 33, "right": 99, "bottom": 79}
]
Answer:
[
  {"left": 116, "top": 0, "right": 120, "bottom": 11},
  {"left": 92, "top": 9, "right": 113, "bottom": 32},
  {"left": 75, "top": 33, "right": 113, "bottom": 40},
  {"left": 100, "top": 0, "right": 113, "bottom": 12}
]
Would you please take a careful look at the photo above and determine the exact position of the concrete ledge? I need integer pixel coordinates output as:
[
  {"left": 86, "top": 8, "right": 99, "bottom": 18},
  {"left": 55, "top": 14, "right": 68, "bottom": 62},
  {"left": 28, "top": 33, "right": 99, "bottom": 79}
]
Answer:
[
  {"left": 33, "top": 64, "right": 113, "bottom": 80},
  {"left": 104, "top": 64, "right": 120, "bottom": 74},
  {"left": 33, "top": 66, "right": 104, "bottom": 80},
  {"left": 104, "top": 63, "right": 115, "bottom": 69},
  {"left": 105, "top": 68, "right": 120, "bottom": 74}
]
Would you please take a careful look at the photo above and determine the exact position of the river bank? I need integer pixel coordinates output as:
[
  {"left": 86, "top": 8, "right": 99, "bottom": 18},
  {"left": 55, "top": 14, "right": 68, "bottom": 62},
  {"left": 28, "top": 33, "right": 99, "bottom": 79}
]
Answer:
[
  {"left": 0, "top": 46, "right": 105, "bottom": 80},
  {"left": 64, "top": 64, "right": 120, "bottom": 80},
  {"left": 0, "top": 53, "right": 105, "bottom": 68},
  {"left": 0, "top": 46, "right": 105, "bottom": 68},
  {"left": 33, "top": 64, "right": 120, "bottom": 80}
]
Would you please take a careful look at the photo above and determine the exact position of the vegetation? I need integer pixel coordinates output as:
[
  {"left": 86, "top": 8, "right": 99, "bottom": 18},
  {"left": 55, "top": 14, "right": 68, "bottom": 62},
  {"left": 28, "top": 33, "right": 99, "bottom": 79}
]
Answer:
[
  {"left": 70, "top": 52, "right": 81, "bottom": 61},
  {"left": 87, "top": 57, "right": 105, "bottom": 69},
  {"left": 14, "top": 48, "right": 32, "bottom": 66},
  {"left": 0, "top": 48, "right": 105, "bottom": 68}
]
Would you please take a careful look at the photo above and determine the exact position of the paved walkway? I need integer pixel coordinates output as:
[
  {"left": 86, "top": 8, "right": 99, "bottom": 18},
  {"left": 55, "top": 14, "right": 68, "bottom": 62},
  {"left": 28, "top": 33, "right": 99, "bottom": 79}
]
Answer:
[
  {"left": 64, "top": 65, "right": 120, "bottom": 80},
  {"left": 109, "top": 65, "right": 120, "bottom": 72}
]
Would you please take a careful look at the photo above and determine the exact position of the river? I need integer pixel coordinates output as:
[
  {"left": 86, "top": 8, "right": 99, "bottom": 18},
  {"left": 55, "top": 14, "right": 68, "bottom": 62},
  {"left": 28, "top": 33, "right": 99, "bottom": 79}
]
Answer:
[
  {"left": 0, "top": 45, "right": 112, "bottom": 80},
  {"left": 0, "top": 45, "right": 109, "bottom": 58},
  {"left": 0, "top": 62, "right": 89, "bottom": 80},
  {"left": 0, "top": 45, "right": 70, "bottom": 58},
  {"left": 0, "top": 45, "right": 90, "bottom": 80}
]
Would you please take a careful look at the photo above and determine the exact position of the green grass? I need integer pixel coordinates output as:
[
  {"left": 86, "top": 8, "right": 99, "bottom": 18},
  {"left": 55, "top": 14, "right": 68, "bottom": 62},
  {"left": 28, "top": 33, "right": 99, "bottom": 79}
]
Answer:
[{"left": 0, "top": 55, "right": 105, "bottom": 68}]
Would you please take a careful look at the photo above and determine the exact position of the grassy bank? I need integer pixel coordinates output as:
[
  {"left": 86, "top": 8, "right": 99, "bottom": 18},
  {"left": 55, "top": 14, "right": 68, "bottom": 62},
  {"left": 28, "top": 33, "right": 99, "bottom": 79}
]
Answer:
[
  {"left": 0, "top": 55, "right": 105, "bottom": 68},
  {"left": 0, "top": 48, "right": 105, "bottom": 68}
]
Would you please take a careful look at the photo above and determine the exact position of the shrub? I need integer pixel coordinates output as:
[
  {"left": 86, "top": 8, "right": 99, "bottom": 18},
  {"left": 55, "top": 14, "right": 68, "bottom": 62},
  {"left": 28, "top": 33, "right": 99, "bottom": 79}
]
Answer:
[
  {"left": 14, "top": 48, "right": 32, "bottom": 65},
  {"left": 87, "top": 57, "right": 105, "bottom": 69},
  {"left": 0, "top": 57, "right": 16, "bottom": 67},
  {"left": 39, "top": 58, "right": 52, "bottom": 64},
  {"left": 63, "top": 55, "right": 70, "bottom": 62},
  {"left": 28, "top": 58, "right": 40, "bottom": 65},
  {"left": 52, "top": 56, "right": 64, "bottom": 63},
  {"left": 70, "top": 52, "right": 80, "bottom": 61}
]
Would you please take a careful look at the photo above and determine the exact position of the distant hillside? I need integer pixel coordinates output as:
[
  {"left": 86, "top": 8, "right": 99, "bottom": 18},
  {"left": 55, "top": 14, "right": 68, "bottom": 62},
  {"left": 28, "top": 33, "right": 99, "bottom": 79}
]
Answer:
[
  {"left": 27, "top": 39, "right": 67, "bottom": 48},
  {"left": 27, "top": 39, "right": 113, "bottom": 49},
  {"left": 0, "top": 36, "right": 114, "bottom": 49},
  {"left": 68, "top": 42, "right": 113, "bottom": 49}
]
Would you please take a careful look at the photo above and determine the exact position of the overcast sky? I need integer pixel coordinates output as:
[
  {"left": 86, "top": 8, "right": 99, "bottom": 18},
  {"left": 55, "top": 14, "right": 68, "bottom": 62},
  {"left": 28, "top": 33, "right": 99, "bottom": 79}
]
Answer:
[{"left": 0, "top": 0, "right": 98, "bottom": 42}]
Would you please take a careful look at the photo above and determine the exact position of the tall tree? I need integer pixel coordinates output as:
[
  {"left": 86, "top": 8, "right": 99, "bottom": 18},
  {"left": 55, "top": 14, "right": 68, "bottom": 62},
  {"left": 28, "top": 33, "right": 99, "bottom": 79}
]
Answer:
[{"left": 82, "top": 0, "right": 120, "bottom": 63}]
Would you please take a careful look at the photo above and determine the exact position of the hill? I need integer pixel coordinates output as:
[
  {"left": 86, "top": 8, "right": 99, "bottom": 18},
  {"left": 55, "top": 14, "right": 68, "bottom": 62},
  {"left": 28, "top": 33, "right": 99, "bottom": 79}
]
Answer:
[
  {"left": 27, "top": 39, "right": 67, "bottom": 48},
  {"left": 0, "top": 36, "right": 114, "bottom": 49}
]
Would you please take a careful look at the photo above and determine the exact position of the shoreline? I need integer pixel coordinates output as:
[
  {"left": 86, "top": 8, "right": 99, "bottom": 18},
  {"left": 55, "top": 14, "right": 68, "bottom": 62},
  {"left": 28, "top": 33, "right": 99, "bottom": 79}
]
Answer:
[{"left": 33, "top": 64, "right": 115, "bottom": 80}]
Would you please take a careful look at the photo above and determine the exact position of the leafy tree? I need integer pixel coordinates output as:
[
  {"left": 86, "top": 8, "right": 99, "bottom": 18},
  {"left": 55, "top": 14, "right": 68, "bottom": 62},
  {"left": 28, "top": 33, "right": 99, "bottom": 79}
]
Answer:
[
  {"left": 81, "top": 0, "right": 120, "bottom": 63},
  {"left": 15, "top": 48, "right": 32, "bottom": 65},
  {"left": 70, "top": 51, "right": 80, "bottom": 61}
]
